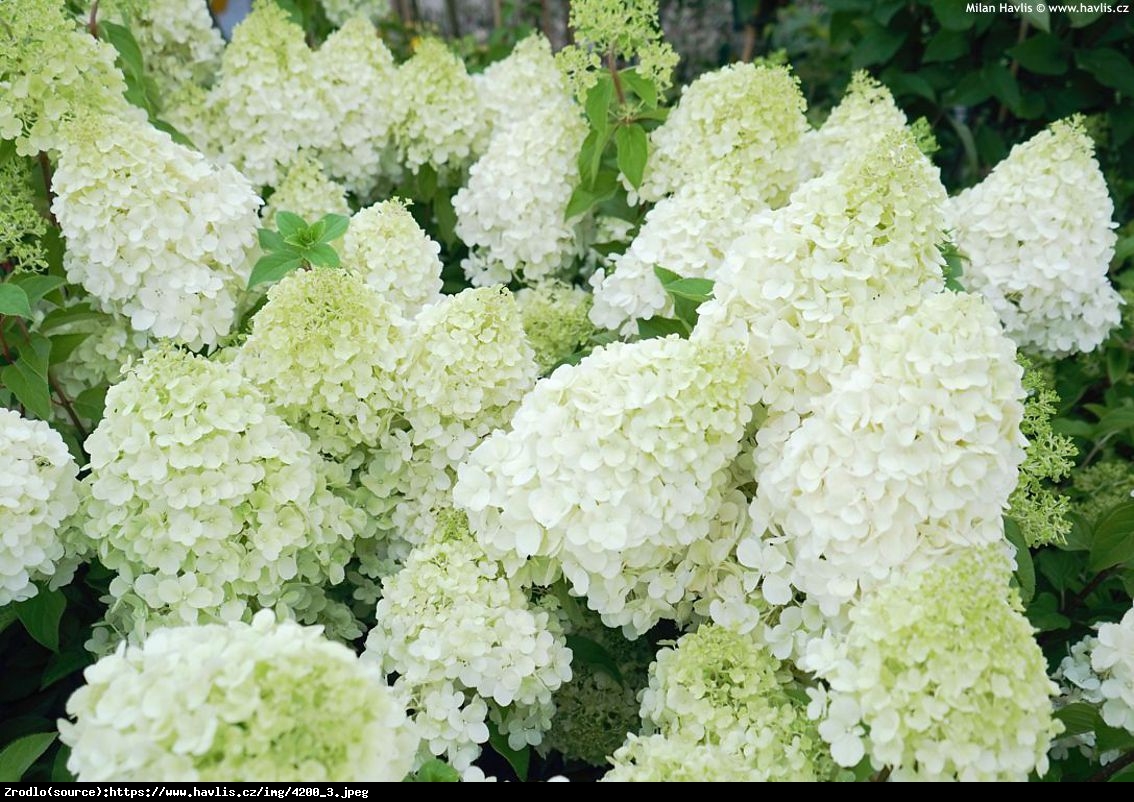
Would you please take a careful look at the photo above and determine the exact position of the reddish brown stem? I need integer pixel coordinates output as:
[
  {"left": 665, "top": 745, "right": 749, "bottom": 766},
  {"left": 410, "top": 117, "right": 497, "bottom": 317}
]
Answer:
[
  {"left": 1088, "top": 749, "right": 1134, "bottom": 782},
  {"left": 37, "top": 152, "right": 58, "bottom": 227},
  {"left": 607, "top": 50, "right": 626, "bottom": 107},
  {"left": 88, "top": 0, "right": 100, "bottom": 38}
]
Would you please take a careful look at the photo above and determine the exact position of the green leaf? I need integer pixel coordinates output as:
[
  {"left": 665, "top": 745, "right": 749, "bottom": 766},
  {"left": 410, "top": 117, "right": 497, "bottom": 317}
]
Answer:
[
  {"left": 1068, "top": 10, "right": 1105, "bottom": 27},
  {"left": 1026, "top": 592, "right": 1070, "bottom": 632},
  {"left": 49, "top": 332, "right": 91, "bottom": 364},
  {"left": 637, "top": 315, "right": 688, "bottom": 339},
  {"left": 1054, "top": 702, "right": 1103, "bottom": 736},
  {"left": 1036, "top": 548, "right": 1084, "bottom": 593},
  {"left": 585, "top": 75, "right": 614, "bottom": 132},
  {"left": 100, "top": 21, "right": 145, "bottom": 81},
  {"left": 949, "top": 72, "right": 993, "bottom": 106},
  {"left": 0, "top": 284, "right": 33, "bottom": 319},
  {"left": 51, "top": 746, "right": 73, "bottom": 783},
  {"left": 0, "top": 606, "right": 17, "bottom": 636},
  {"left": 1022, "top": 9, "right": 1050, "bottom": 32},
  {"left": 1089, "top": 500, "right": 1134, "bottom": 572},
  {"left": 248, "top": 252, "right": 304, "bottom": 289},
  {"left": 486, "top": 719, "right": 530, "bottom": 781},
  {"left": 258, "top": 228, "right": 287, "bottom": 252},
  {"left": 933, "top": 3, "right": 975, "bottom": 30},
  {"left": 882, "top": 70, "right": 936, "bottom": 102},
  {"left": 1109, "top": 348, "right": 1130, "bottom": 384},
  {"left": 406, "top": 758, "right": 459, "bottom": 782},
  {"left": 316, "top": 213, "right": 349, "bottom": 243},
  {"left": 664, "top": 277, "right": 714, "bottom": 302},
  {"left": 40, "top": 649, "right": 93, "bottom": 690},
  {"left": 983, "top": 62, "right": 1022, "bottom": 112},
  {"left": 415, "top": 164, "right": 438, "bottom": 202},
  {"left": 37, "top": 304, "right": 103, "bottom": 334},
  {"left": 1004, "top": 518, "right": 1035, "bottom": 604},
  {"left": 73, "top": 384, "right": 108, "bottom": 424},
  {"left": 304, "top": 243, "right": 340, "bottom": 269},
  {"left": 9, "top": 274, "right": 64, "bottom": 306},
  {"left": 615, "top": 123, "right": 648, "bottom": 190},
  {"left": 1077, "top": 48, "right": 1134, "bottom": 94},
  {"left": 14, "top": 588, "right": 65, "bottom": 652},
  {"left": 1094, "top": 406, "right": 1134, "bottom": 438},
  {"left": 434, "top": 192, "right": 458, "bottom": 248},
  {"left": 2, "top": 362, "right": 52, "bottom": 420},
  {"left": 274, "top": 211, "right": 307, "bottom": 241},
  {"left": 0, "top": 732, "right": 56, "bottom": 782},
  {"left": 653, "top": 265, "right": 682, "bottom": 285},
  {"left": 1097, "top": 724, "right": 1134, "bottom": 753},
  {"left": 941, "top": 241, "right": 966, "bottom": 291},
  {"left": 566, "top": 634, "right": 624, "bottom": 684},
  {"left": 566, "top": 186, "right": 598, "bottom": 220},
  {"left": 1011, "top": 33, "right": 1068, "bottom": 76},
  {"left": 923, "top": 29, "right": 968, "bottom": 63},
  {"left": 621, "top": 68, "right": 658, "bottom": 109},
  {"left": 851, "top": 23, "right": 907, "bottom": 68}
]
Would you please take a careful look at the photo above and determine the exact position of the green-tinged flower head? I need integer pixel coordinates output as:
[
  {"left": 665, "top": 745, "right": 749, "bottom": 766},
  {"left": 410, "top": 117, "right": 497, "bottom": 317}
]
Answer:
[
  {"left": 339, "top": 198, "right": 443, "bottom": 317},
  {"left": 1072, "top": 460, "right": 1134, "bottom": 524},
  {"left": 0, "top": 0, "right": 134, "bottom": 154},
  {"left": 0, "top": 408, "right": 82, "bottom": 606},
  {"left": 320, "top": 0, "right": 391, "bottom": 26},
  {"left": 102, "top": 0, "right": 225, "bottom": 96},
  {"left": 0, "top": 155, "right": 49, "bottom": 272},
  {"left": 239, "top": 268, "right": 405, "bottom": 458},
  {"left": 516, "top": 282, "right": 597, "bottom": 374},
  {"left": 603, "top": 733, "right": 764, "bottom": 782},
  {"left": 1007, "top": 357, "right": 1076, "bottom": 546},
  {"left": 541, "top": 608, "right": 654, "bottom": 766},
  {"left": 638, "top": 624, "right": 838, "bottom": 781},
  {"left": 394, "top": 38, "right": 487, "bottom": 175},
  {"left": 805, "top": 547, "right": 1062, "bottom": 781},
  {"left": 557, "top": 0, "right": 677, "bottom": 101},
  {"left": 363, "top": 509, "right": 572, "bottom": 772},
  {"left": 476, "top": 34, "right": 572, "bottom": 134},
  {"left": 797, "top": 71, "right": 910, "bottom": 182},
  {"left": 61, "top": 611, "right": 418, "bottom": 781},
  {"left": 261, "top": 154, "right": 351, "bottom": 228},
  {"left": 80, "top": 346, "right": 368, "bottom": 644},
  {"left": 400, "top": 287, "right": 538, "bottom": 444},
  {"left": 639, "top": 63, "right": 807, "bottom": 205}
]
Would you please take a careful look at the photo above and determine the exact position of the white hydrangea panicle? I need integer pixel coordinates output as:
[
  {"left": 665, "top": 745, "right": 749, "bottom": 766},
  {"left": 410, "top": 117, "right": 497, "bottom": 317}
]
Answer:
[
  {"left": 694, "top": 127, "right": 948, "bottom": 415},
  {"left": 311, "top": 17, "right": 401, "bottom": 197},
  {"left": 363, "top": 510, "right": 572, "bottom": 773},
  {"left": 260, "top": 153, "right": 351, "bottom": 228},
  {"left": 797, "top": 71, "right": 910, "bottom": 182},
  {"left": 804, "top": 548, "right": 1061, "bottom": 781},
  {"left": 394, "top": 39, "right": 488, "bottom": 176},
  {"left": 455, "top": 335, "right": 764, "bottom": 636},
  {"left": 0, "top": 409, "right": 82, "bottom": 606},
  {"left": 0, "top": 0, "right": 135, "bottom": 154},
  {"left": 51, "top": 112, "right": 261, "bottom": 350},
  {"left": 206, "top": 0, "right": 327, "bottom": 188},
  {"left": 948, "top": 117, "right": 1121, "bottom": 357},
  {"left": 339, "top": 199, "right": 444, "bottom": 317},
  {"left": 475, "top": 34, "right": 574, "bottom": 134},
  {"left": 631, "top": 624, "right": 838, "bottom": 781},
  {"left": 80, "top": 347, "right": 368, "bottom": 642},
  {"left": 320, "top": 0, "right": 391, "bottom": 27},
  {"left": 637, "top": 63, "right": 808, "bottom": 205},
  {"left": 102, "top": 0, "right": 225, "bottom": 97},
  {"left": 455, "top": 98, "right": 588, "bottom": 287},
  {"left": 740, "top": 291, "right": 1027, "bottom": 614},
  {"left": 61, "top": 611, "right": 418, "bottom": 781},
  {"left": 1057, "top": 607, "right": 1134, "bottom": 735},
  {"left": 238, "top": 269, "right": 405, "bottom": 457},
  {"left": 516, "top": 282, "right": 596, "bottom": 375},
  {"left": 588, "top": 184, "right": 759, "bottom": 334}
]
